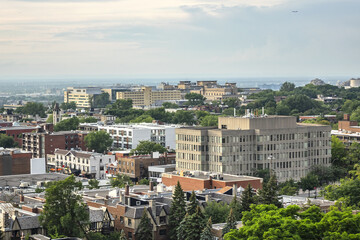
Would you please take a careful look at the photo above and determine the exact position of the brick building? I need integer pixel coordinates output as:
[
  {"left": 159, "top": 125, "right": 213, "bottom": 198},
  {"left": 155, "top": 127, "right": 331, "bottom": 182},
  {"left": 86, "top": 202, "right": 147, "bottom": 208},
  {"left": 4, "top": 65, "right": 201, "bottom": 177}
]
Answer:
[
  {"left": 0, "top": 126, "right": 39, "bottom": 147},
  {"left": 22, "top": 131, "right": 89, "bottom": 158},
  {"left": 107, "top": 152, "right": 175, "bottom": 181},
  {"left": 0, "top": 148, "right": 32, "bottom": 176},
  {"left": 0, "top": 121, "right": 12, "bottom": 127},
  {"left": 161, "top": 171, "right": 262, "bottom": 191}
]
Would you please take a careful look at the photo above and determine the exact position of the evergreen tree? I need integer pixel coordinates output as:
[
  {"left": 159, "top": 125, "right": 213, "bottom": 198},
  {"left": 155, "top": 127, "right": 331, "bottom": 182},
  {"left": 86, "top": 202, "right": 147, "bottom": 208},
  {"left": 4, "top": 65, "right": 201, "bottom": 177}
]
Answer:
[
  {"left": 177, "top": 206, "right": 205, "bottom": 240},
  {"left": 119, "top": 230, "right": 127, "bottom": 240},
  {"left": 240, "top": 184, "right": 257, "bottom": 212},
  {"left": 187, "top": 190, "right": 198, "bottom": 215},
  {"left": 229, "top": 195, "right": 242, "bottom": 221},
  {"left": 200, "top": 217, "right": 214, "bottom": 240},
  {"left": 258, "top": 175, "right": 282, "bottom": 208},
  {"left": 222, "top": 208, "right": 237, "bottom": 237},
  {"left": 169, "top": 182, "right": 186, "bottom": 240},
  {"left": 135, "top": 209, "right": 153, "bottom": 240}
]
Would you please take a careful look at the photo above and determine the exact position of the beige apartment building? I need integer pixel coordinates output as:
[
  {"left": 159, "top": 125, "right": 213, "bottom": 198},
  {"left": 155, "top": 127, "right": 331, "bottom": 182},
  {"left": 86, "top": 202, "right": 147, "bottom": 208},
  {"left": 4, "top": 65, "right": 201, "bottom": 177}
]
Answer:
[
  {"left": 116, "top": 87, "right": 181, "bottom": 107},
  {"left": 175, "top": 116, "right": 331, "bottom": 182},
  {"left": 64, "top": 87, "right": 103, "bottom": 108},
  {"left": 190, "top": 81, "right": 238, "bottom": 101}
]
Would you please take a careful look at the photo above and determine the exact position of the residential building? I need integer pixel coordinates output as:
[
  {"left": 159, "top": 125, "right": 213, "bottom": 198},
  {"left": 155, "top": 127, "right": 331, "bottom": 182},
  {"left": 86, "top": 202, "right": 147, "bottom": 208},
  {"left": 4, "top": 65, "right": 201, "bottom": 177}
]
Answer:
[
  {"left": 98, "top": 123, "right": 178, "bottom": 150},
  {"left": 175, "top": 115, "right": 332, "bottom": 182},
  {"left": 0, "top": 126, "right": 40, "bottom": 147},
  {"left": 0, "top": 121, "right": 12, "bottom": 127},
  {"left": 64, "top": 87, "right": 103, "bottom": 108},
  {"left": 47, "top": 149, "right": 115, "bottom": 179},
  {"left": 0, "top": 203, "right": 44, "bottom": 240},
  {"left": 148, "top": 164, "right": 176, "bottom": 182},
  {"left": 161, "top": 171, "right": 262, "bottom": 191},
  {"left": 0, "top": 148, "right": 32, "bottom": 176},
  {"left": 116, "top": 87, "right": 181, "bottom": 107},
  {"left": 107, "top": 152, "right": 175, "bottom": 181},
  {"left": 22, "top": 130, "right": 89, "bottom": 158},
  {"left": 332, "top": 114, "right": 360, "bottom": 146}
]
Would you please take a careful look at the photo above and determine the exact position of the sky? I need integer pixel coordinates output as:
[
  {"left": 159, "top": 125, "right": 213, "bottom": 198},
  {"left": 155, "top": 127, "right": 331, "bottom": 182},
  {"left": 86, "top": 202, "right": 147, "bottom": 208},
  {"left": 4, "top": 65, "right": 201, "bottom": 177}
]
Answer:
[{"left": 0, "top": 0, "right": 359, "bottom": 80}]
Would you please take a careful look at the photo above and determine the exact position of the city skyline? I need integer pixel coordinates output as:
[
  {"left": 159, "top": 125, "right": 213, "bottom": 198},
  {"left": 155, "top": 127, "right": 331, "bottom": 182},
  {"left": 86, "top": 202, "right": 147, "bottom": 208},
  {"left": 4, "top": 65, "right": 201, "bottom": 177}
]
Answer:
[{"left": 1, "top": 0, "right": 360, "bottom": 79}]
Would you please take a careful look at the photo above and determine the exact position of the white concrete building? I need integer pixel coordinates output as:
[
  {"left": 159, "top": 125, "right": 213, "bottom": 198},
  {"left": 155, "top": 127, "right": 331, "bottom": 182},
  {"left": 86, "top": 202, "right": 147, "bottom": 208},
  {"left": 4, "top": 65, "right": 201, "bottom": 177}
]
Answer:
[
  {"left": 47, "top": 149, "right": 115, "bottom": 179},
  {"left": 98, "top": 123, "right": 179, "bottom": 150}
]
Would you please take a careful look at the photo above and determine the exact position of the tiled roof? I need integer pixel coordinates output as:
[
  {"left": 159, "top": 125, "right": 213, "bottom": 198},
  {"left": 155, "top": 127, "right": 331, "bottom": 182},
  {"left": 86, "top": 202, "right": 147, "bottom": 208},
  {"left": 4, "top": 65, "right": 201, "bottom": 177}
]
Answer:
[{"left": 217, "top": 186, "right": 232, "bottom": 194}]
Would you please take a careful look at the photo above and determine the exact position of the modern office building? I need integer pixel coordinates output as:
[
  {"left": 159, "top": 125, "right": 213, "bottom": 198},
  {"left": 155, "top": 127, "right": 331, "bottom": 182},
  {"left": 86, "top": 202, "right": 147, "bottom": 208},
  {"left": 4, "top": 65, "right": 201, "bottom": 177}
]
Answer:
[
  {"left": 63, "top": 87, "right": 103, "bottom": 108},
  {"left": 98, "top": 123, "right": 178, "bottom": 150},
  {"left": 116, "top": 87, "right": 181, "bottom": 107},
  {"left": 175, "top": 115, "right": 332, "bottom": 182}
]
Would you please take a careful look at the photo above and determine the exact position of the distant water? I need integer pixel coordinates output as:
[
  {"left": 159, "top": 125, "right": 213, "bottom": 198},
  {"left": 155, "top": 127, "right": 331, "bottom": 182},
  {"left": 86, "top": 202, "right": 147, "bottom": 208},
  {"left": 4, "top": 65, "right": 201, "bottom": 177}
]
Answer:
[{"left": 0, "top": 76, "right": 352, "bottom": 93}]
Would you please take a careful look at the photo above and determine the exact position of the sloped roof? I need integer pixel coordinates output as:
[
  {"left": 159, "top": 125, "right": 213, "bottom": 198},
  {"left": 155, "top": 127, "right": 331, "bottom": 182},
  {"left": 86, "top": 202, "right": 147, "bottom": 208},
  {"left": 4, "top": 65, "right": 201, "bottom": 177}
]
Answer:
[{"left": 217, "top": 186, "right": 233, "bottom": 194}]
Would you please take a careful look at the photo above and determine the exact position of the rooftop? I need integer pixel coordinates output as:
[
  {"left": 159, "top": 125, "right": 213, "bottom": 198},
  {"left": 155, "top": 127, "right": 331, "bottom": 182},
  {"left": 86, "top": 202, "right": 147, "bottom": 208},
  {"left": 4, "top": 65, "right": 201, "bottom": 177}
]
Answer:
[{"left": 163, "top": 171, "right": 262, "bottom": 182}]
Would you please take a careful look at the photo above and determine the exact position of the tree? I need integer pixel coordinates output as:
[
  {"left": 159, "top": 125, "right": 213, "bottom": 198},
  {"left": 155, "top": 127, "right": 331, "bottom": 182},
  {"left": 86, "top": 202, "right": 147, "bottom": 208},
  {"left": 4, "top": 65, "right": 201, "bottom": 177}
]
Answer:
[
  {"left": 16, "top": 102, "right": 46, "bottom": 117},
  {"left": 130, "top": 141, "right": 167, "bottom": 155},
  {"left": 204, "top": 201, "right": 230, "bottom": 224},
  {"left": 130, "top": 115, "right": 154, "bottom": 123},
  {"left": 119, "top": 230, "right": 127, "bottom": 240},
  {"left": 200, "top": 115, "right": 218, "bottom": 127},
  {"left": 229, "top": 196, "right": 242, "bottom": 221},
  {"left": 200, "top": 217, "right": 213, "bottom": 240},
  {"left": 54, "top": 117, "right": 80, "bottom": 131},
  {"left": 185, "top": 93, "right": 206, "bottom": 106},
  {"left": 162, "top": 102, "right": 179, "bottom": 109},
  {"left": 88, "top": 179, "right": 99, "bottom": 190},
  {"left": 258, "top": 175, "right": 282, "bottom": 208},
  {"left": 278, "top": 179, "right": 299, "bottom": 196},
  {"left": 46, "top": 114, "right": 53, "bottom": 123},
  {"left": 93, "top": 93, "right": 110, "bottom": 108},
  {"left": 39, "top": 175, "right": 88, "bottom": 238},
  {"left": 280, "top": 81, "right": 295, "bottom": 92},
  {"left": 105, "top": 99, "right": 133, "bottom": 117},
  {"left": 139, "top": 178, "right": 150, "bottom": 185},
  {"left": 110, "top": 174, "right": 133, "bottom": 188},
  {"left": 135, "top": 209, "right": 153, "bottom": 240},
  {"left": 300, "top": 173, "right": 319, "bottom": 198},
  {"left": 85, "top": 130, "right": 113, "bottom": 153},
  {"left": 79, "top": 117, "right": 98, "bottom": 123},
  {"left": 222, "top": 208, "right": 237, "bottom": 237},
  {"left": 169, "top": 182, "right": 186, "bottom": 240},
  {"left": 60, "top": 102, "right": 77, "bottom": 110},
  {"left": 331, "top": 135, "right": 347, "bottom": 167},
  {"left": 172, "top": 110, "right": 195, "bottom": 125},
  {"left": 252, "top": 168, "right": 270, "bottom": 184},
  {"left": 0, "top": 134, "right": 17, "bottom": 148},
  {"left": 223, "top": 98, "right": 240, "bottom": 108},
  {"left": 177, "top": 206, "right": 205, "bottom": 240},
  {"left": 240, "top": 184, "right": 257, "bottom": 213},
  {"left": 187, "top": 191, "right": 198, "bottom": 215}
]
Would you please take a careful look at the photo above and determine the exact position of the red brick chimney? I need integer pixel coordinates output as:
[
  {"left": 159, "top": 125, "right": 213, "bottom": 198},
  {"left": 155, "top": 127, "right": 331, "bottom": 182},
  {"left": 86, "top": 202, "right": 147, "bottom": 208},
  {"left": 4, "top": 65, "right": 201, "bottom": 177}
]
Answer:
[{"left": 125, "top": 184, "right": 130, "bottom": 196}]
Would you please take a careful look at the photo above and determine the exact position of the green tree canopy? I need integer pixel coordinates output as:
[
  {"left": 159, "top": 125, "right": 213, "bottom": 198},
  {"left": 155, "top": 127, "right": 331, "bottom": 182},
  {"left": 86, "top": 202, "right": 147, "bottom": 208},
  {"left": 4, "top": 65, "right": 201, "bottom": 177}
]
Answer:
[
  {"left": 130, "top": 140, "right": 167, "bottom": 155},
  {"left": 110, "top": 174, "right": 133, "bottom": 188},
  {"left": 93, "top": 93, "right": 110, "bottom": 108},
  {"left": 177, "top": 206, "right": 205, "bottom": 240},
  {"left": 88, "top": 179, "right": 100, "bottom": 190},
  {"left": 200, "top": 217, "right": 214, "bottom": 240},
  {"left": 84, "top": 130, "right": 113, "bottom": 153},
  {"left": 331, "top": 135, "right": 347, "bottom": 167},
  {"left": 300, "top": 173, "right": 319, "bottom": 198},
  {"left": 162, "top": 102, "right": 179, "bottom": 109},
  {"left": 169, "top": 181, "right": 186, "bottom": 240},
  {"left": 280, "top": 81, "right": 295, "bottom": 92},
  {"left": 129, "top": 114, "right": 154, "bottom": 123},
  {"left": 185, "top": 92, "right": 206, "bottom": 106},
  {"left": 79, "top": 116, "right": 98, "bottom": 123},
  {"left": 39, "top": 175, "right": 88, "bottom": 238},
  {"left": 172, "top": 110, "right": 195, "bottom": 125},
  {"left": 240, "top": 184, "right": 258, "bottom": 213},
  {"left": 0, "top": 134, "right": 17, "bottom": 148},
  {"left": 16, "top": 102, "right": 46, "bottom": 117},
  {"left": 222, "top": 208, "right": 237, "bottom": 237},
  {"left": 200, "top": 115, "right": 218, "bottom": 127},
  {"left": 204, "top": 201, "right": 230, "bottom": 224},
  {"left": 187, "top": 191, "right": 198, "bottom": 215},
  {"left": 223, "top": 97, "right": 240, "bottom": 108},
  {"left": 258, "top": 175, "right": 282, "bottom": 208},
  {"left": 60, "top": 102, "right": 77, "bottom": 110},
  {"left": 54, "top": 117, "right": 80, "bottom": 132}
]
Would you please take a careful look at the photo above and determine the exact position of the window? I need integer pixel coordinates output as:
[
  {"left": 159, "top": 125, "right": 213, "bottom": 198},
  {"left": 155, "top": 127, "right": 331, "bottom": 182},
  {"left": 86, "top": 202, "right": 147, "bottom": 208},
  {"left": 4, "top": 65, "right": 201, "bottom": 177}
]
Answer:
[
  {"left": 160, "top": 216, "right": 166, "bottom": 224},
  {"left": 128, "top": 219, "right": 132, "bottom": 226},
  {"left": 159, "top": 229, "right": 166, "bottom": 235},
  {"left": 128, "top": 232, "right": 132, "bottom": 239},
  {"left": 120, "top": 216, "right": 124, "bottom": 223}
]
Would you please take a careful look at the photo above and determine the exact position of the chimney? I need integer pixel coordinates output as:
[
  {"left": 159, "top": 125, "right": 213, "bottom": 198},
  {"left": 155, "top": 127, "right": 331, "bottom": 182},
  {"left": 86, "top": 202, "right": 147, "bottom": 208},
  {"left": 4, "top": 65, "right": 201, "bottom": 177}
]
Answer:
[
  {"left": 344, "top": 114, "right": 350, "bottom": 121},
  {"left": 20, "top": 194, "right": 24, "bottom": 203},
  {"left": 233, "top": 184, "right": 237, "bottom": 197},
  {"left": 149, "top": 181, "right": 154, "bottom": 191},
  {"left": 148, "top": 200, "right": 157, "bottom": 220},
  {"left": 119, "top": 191, "right": 125, "bottom": 204},
  {"left": 125, "top": 184, "right": 130, "bottom": 196}
]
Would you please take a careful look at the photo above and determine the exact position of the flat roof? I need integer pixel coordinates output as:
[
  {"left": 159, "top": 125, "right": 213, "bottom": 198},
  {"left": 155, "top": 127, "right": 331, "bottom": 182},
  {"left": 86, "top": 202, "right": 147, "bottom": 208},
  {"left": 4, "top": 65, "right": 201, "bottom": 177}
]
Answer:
[
  {"left": 0, "top": 173, "right": 70, "bottom": 188},
  {"left": 164, "top": 171, "right": 262, "bottom": 182}
]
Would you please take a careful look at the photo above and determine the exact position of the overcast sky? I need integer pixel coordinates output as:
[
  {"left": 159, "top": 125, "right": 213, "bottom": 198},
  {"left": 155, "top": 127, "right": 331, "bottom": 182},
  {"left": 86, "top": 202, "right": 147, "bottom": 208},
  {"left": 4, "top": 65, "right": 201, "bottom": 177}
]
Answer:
[{"left": 0, "top": 0, "right": 359, "bottom": 79}]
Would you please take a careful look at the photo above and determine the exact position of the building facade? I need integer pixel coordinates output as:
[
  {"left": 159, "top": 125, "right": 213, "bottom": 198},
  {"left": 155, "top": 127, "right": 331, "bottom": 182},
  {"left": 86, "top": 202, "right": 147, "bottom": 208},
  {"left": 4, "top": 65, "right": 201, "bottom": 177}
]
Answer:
[
  {"left": 64, "top": 87, "right": 103, "bottom": 108},
  {"left": 22, "top": 131, "right": 89, "bottom": 158},
  {"left": 47, "top": 149, "right": 115, "bottom": 179},
  {"left": 98, "top": 123, "right": 177, "bottom": 150},
  {"left": 116, "top": 87, "right": 181, "bottom": 107},
  {"left": 175, "top": 116, "right": 332, "bottom": 182},
  {"left": 0, "top": 148, "right": 32, "bottom": 176}
]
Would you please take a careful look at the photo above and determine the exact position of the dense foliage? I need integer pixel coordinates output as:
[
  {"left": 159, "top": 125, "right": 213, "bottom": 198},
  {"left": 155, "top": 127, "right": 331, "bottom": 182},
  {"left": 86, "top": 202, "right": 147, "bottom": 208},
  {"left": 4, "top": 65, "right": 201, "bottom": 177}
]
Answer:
[
  {"left": 84, "top": 130, "right": 113, "bottom": 153},
  {"left": 16, "top": 102, "right": 46, "bottom": 117},
  {"left": 54, "top": 117, "right": 79, "bottom": 131},
  {"left": 130, "top": 140, "right": 167, "bottom": 155},
  {"left": 110, "top": 174, "right": 133, "bottom": 188},
  {"left": 168, "top": 182, "right": 186, "bottom": 240},
  {"left": 0, "top": 134, "right": 17, "bottom": 148}
]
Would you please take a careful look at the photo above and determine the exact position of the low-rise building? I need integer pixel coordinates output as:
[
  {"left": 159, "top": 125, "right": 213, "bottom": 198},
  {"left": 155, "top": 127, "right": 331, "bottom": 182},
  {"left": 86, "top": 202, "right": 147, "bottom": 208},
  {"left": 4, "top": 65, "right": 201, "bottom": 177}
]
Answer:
[
  {"left": 98, "top": 123, "right": 178, "bottom": 150},
  {"left": 0, "top": 148, "right": 32, "bottom": 176},
  {"left": 0, "top": 126, "right": 40, "bottom": 147},
  {"left": 47, "top": 149, "right": 115, "bottom": 179},
  {"left": 107, "top": 152, "right": 175, "bottom": 181}
]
